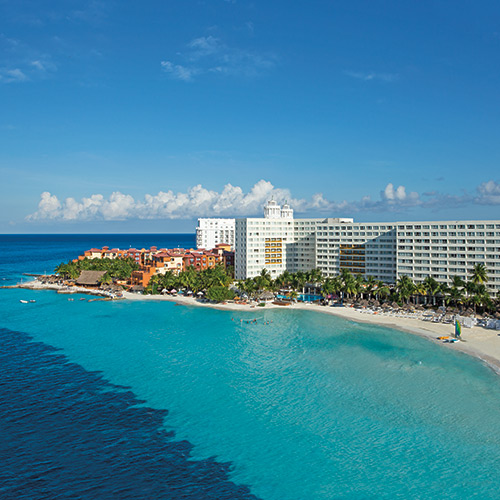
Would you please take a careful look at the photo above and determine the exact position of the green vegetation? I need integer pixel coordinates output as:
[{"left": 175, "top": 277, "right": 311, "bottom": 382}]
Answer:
[
  {"left": 235, "top": 266, "right": 498, "bottom": 314},
  {"left": 56, "top": 254, "right": 498, "bottom": 315},
  {"left": 55, "top": 257, "right": 140, "bottom": 281},
  {"left": 145, "top": 264, "right": 232, "bottom": 296},
  {"left": 206, "top": 285, "right": 236, "bottom": 303}
]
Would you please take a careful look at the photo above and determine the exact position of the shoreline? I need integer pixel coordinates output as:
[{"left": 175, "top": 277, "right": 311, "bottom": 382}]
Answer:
[
  {"left": 121, "top": 290, "right": 500, "bottom": 375},
  {"left": 14, "top": 280, "right": 500, "bottom": 375}
]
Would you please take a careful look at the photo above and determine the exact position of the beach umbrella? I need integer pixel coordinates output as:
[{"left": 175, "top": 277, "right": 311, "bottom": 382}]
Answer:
[{"left": 170, "top": 289, "right": 177, "bottom": 293}]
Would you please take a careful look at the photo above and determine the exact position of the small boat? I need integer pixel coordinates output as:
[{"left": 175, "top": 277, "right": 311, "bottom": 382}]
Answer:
[
  {"left": 29, "top": 299, "right": 36, "bottom": 303},
  {"left": 20, "top": 300, "right": 28, "bottom": 304},
  {"left": 68, "top": 298, "right": 74, "bottom": 301}
]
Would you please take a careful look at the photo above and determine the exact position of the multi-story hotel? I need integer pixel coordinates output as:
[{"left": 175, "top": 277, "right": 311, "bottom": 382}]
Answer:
[
  {"left": 234, "top": 201, "right": 500, "bottom": 293},
  {"left": 196, "top": 218, "right": 235, "bottom": 250},
  {"left": 234, "top": 200, "right": 294, "bottom": 280}
]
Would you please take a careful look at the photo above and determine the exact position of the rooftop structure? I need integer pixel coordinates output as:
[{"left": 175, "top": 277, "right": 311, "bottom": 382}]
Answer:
[{"left": 75, "top": 270, "right": 107, "bottom": 286}]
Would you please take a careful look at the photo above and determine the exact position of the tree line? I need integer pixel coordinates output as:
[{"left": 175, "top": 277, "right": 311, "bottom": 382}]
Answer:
[
  {"left": 146, "top": 265, "right": 236, "bottom": 302},
  {"left": 235, "top": 263, "right": 497, "bottom": 314},
  {"left": 55, "top": 257, "right": 498, "bottom": 312}
]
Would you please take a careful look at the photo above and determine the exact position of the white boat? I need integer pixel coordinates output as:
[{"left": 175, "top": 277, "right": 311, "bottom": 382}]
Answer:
[{"left": 20, "top": 300, "right": 28, "bottom": 304}]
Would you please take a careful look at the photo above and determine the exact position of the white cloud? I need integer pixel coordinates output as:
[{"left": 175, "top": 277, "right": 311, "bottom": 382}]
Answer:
[
  {"left": 35, "top": 192, "right": 61, "bottom": 217},
  {"left": 475, "top": 180, "right": 500, "bottom": 205},
  {"left": 0, "top": 68, "right": 28, "bottom": 83},
  {"left": 188, "top": 35, "right": 220, "bottom": 56},
  {"left": 26, "top": 179, "right": 500, "bottom": 224},
  {"left": 161, "top": 34, "right": 276, "bottom": 81},
  {"left": 30, "top": 59, "right": 57, "bottom": 73},
  {"left": 0, "top": 58, "right": 56, "bottom": 84},
  {"left": 27, "top": 180, "right": 305, "bottom": 222},
  {"left": 160, "top": 61, "right": 197, "bottom": 82},
  {"left": 381, "top": 183, "right": 420, "bottom": 205},
  {"left": 344, "top": 70, "right": 398, "bottom": 82}
]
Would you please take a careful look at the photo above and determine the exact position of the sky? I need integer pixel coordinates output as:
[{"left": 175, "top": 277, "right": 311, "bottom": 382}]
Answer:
[{"left": 1, "top": 0, "right": 500, "bottom": 233}]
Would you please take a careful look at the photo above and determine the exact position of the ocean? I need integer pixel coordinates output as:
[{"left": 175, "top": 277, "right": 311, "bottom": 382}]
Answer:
[{"left": 1, "top": 234, "right": 500, "bottom": 499}]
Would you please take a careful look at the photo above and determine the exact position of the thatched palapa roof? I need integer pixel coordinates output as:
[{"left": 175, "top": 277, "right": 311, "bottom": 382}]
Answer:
[{"left": 76, "top": 270, "right": 107, "bottom": 286}]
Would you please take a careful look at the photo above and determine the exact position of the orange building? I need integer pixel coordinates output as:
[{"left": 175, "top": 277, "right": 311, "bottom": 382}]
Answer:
[{"left": 76, "top": 244, "right": 232, "bottom": 288}]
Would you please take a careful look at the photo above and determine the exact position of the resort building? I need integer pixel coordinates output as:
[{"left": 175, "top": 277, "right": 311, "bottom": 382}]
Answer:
[
  {"left": 196, "top": 218, "right": 235, "bottom": 250},
  {"left": 77, "top": 245, "right": 234, "bottom": 288},
  {"left": 234, "top": 200, "right": 295, "bottom": 280},
  {"left": 315, "top": 220, "right": 397, "bottom": 283},
  {"left": 233, "top": 201, "right": 500, "bottom": 293}
]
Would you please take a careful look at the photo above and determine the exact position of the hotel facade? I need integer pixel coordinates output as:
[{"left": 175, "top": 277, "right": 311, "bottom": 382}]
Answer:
[
  {"left": 196, "top": 218, "right": 235, "bottom": 250},
  {"left": 234, "top": 201, "right": 500, "bottom": 294}
]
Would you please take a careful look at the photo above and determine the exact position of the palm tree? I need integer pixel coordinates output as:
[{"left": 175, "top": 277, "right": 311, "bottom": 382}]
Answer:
[
  {"left": 306, "top": 268, "right": 324, "bottom": 285},
  {"left": 101, "top": 272, "right": 112, "bottom": 285},
  {"left": 450, "top": 275, "right": 465, "bottom": 290},
  {"left": 364, "top": 275, "right": 377, "bottom": 301},
  {"left": 244, "top": 278, "right": 258, "bottom": 299},
  {"left": 291, "top": 271, "right": 307, "bottom": 294},
  {"left": 342, "top": 273, "right": 358, "bottom": 300},
  {"left": 321, "top": 277, "right": 334, "bottom": 302},
  {"left": 470, "top": 263, "right": 488, "bottom": 285},
  {"left": 413, "top": 281, "right": 426, "bottom": 306},
  {"left": 446, "top": 286, "right": 464, "bottom": 310},
  {"left": 395, "top": 275, "right": 415, "bottom": 304},
  {"left": 423, "top": 276, "right": 441, "bottom": 306},
  {"left": 468, "top": 283, "right": 491, "bottom": 315},
  {"left": 376, "top": 284, "right": 391, "bottom": 302},
  {"left": 254, "top": 269, "right": 273, "bottom": 292},
  {"left": 465, "top": 280, "right": 477, "bottom": 301},
  {"left": 353, "top": 274, "right": 365, "bottom": 300}
]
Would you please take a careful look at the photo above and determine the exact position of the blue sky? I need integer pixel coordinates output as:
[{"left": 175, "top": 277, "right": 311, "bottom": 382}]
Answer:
[{"left": 1, "top": 0, "right": 500, "bottom": 233}]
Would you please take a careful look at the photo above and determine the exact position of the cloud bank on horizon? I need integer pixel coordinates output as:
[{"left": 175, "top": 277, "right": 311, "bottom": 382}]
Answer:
[{"left": 25, "top": 179, "right": 500, "bottom": 223}]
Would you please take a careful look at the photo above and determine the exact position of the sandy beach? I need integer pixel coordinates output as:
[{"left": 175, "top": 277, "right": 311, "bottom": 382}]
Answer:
[{"left": 16, "top": 279, "right": 500, "bottom": 375}]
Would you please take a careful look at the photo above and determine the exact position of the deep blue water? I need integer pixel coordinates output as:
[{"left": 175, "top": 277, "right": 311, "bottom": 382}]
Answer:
[
  {"left": 1, "top": 235, "right": 500, "bottom": 499},
  {"left": 0, "top": 327, "right": 257, "bottom": 500}
]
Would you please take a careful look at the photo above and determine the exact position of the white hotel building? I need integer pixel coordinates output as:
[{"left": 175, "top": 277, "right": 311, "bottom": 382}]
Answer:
[
  {"left": 196, "top": 218, "right": 235, "bottom": 250},
  {"left": 233, "top": 201, "right": 500, "bottom": 294}
]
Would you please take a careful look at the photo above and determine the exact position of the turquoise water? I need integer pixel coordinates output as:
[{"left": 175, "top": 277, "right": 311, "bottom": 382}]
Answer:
[{"left": 3, "top": 286, "right": 500, "bottom": 499}]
